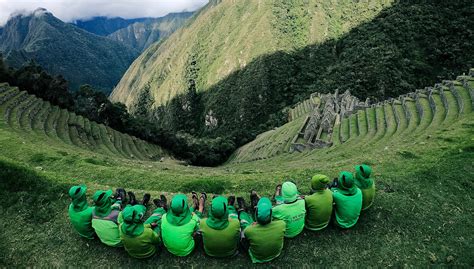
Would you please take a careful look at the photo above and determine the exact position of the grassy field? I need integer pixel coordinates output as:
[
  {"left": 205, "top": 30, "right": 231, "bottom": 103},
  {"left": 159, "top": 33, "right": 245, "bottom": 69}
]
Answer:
[{"left": 0, "top": 74, "right": 474, "bottom": 266}]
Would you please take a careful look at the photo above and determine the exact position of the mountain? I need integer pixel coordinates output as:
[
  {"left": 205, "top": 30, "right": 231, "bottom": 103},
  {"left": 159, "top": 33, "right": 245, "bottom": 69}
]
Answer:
[
  {"left": 111, "top": 0, "right": 473, "bottom": 147},
  {"left": 107, "top": 12, "right": 194, "bottom": 51},
  {"left": 73, "top": 16, "right": 148, "bottom": 36},
  {"left": 0, "top": 8, "right": 139, "bottom": 91}
]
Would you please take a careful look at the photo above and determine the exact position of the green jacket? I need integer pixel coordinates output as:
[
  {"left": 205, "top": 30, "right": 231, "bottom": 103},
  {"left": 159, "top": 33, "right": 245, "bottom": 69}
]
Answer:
[
  {"left": 272, "top": 199, "right": 306, "bottom": 238},
  {"left": 161, "top": 213, "right": 200, "bottom": 256},
  {"left": 200, "top": 218, "right": 240, "bottom": 257},
  {"left": 304, "top": 189, "right": 333, "bottom": 231},
  {"left": 332, "top": 188, "right": 362, "bottom": 228},
  {"left": 244, "top": 220, "right": 286, "bottom": 263},
  {"left": 68, "top": 204, "right": 95, "bottom": 239},
  {"left": 120, "top": 224, "right": 160, "bottom": 259},
  {"left": 92, "top": 209, "right": 124, "bottom": 247}
]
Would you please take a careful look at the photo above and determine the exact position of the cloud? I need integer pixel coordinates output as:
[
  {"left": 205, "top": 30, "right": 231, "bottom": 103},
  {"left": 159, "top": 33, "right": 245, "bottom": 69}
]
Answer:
[{"left": 0, "top": 0, "right": 209, "bottom": 25}]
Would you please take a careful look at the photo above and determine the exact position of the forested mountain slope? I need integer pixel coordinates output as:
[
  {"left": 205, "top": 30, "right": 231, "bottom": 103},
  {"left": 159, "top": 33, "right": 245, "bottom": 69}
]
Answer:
[
  {"left": 111, "top": 0, "right": 473, "bottom": 154},
  {"left": 0, "top": 8, "right": 139, "bottom": 92},
  {"left": 107, "top": 12, "right": 193, "bottom": 51},
  {"left": 74, "top": 16, "right": 149, "bottom": 36}
]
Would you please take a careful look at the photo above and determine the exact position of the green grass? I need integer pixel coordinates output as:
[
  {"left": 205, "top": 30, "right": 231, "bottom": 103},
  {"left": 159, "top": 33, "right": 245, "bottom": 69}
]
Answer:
[{"left": 1, "top": 76, "right": 474, "bottom": 266}]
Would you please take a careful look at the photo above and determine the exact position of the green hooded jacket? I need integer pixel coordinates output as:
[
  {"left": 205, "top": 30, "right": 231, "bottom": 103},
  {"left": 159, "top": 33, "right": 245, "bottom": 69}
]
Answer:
[
  {"left": 272, "top": 182, "right": 306, "bottom": 238},
  {"left": 161, "top": 194, "right": 200, "bottom": 256},
  {"left": 68, "top": 185, "right": 95, "bottom": 239},
  {"left": 244, "top": 197, "right": 286, "bottom": 263},
  {"left": 91, "top": 190, "right": 123, "bottom": 247},
  {"left": 120, "top": 205, "right": 161, "bottom": 259},
  {"left": 304, "top": 175, "right": 333, "bottom": 231},
  {"left": 200, "top": 196, "right": 240, "bottom": 257},
  {"left": 354, "top": 164, "right": 376, "bottom": 210},
  {"left": 332, "top": 172, "right": 362, "bottom": 228}
]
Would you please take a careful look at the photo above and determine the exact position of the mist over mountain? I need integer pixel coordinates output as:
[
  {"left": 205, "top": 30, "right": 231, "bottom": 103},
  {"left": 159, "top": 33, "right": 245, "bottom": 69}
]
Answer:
[{"left": 0, "top": 8, "right": 139, "bottom": 92}]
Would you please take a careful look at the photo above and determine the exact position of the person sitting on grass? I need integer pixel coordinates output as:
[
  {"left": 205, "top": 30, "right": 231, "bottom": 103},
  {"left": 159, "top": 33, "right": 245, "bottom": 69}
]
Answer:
[
  {"left": 199, "top": 196, "right": 241, "bottom": 258},
  {"left": 304, "top": 174, "right": 333, "bottom": 231},
  {"left": 354, "top": 164, "right": 375, "bottom": 211},
  {"left": 272, "top": 182, "right": 306, "bottom": 238},
  {"left": 161, "top": 192, "right": 206, "bottom": 256},
  {"left": 331, "top": 171, "right": 362, "bottom": 229},
  {"left": 120, "top": 193, "right": 167, "bottom": 259},
  {"left": 241, "top": 195, "right": 286, "bottom": 264},
  {"left": 92, "top": 188, "right": 126, "bottom": 247},
  {"left": 68, "top": 185, "right": 95, "bottom": 239}
]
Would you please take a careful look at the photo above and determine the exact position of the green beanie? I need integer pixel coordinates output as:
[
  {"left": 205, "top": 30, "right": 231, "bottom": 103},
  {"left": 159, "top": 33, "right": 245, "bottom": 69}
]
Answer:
[
  {"left": 355, "top": 164, "right": 372, "bottom": 180},
  {"left": 121, "top": 205, "right": 145, "bottom": 237},
  {"left": 206, "top": 196, "right": 229, "bottom": 230},
  {"left": 338, "top": 171, "right": 357, "bottom": 195},
  {"left": 311, "top": 174, "right": 330, "bottom": 190},
  {"left": 92, "top": 190, "right": 114, "bottom": 217},
  {"left": 69, "top": 185, "right": 88, "bottom": 211},
  {"left": 255, "top": 197, "right": 272, "bottom": 225},
  {"left": 282, "top": 181, "right": 298, "bottom": 203},
  {"left": 167, "top": 194, "right": 192, "bottom": 226}
]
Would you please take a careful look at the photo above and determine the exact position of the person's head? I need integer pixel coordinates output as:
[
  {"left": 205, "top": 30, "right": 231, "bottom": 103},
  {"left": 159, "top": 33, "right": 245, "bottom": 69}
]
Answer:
[
  {"left": 355, "top": 164, "right": 372, "bottom": 180},
  {"left": 338, "top": 171, "right": 356, "bottom": 192},
  {"left": 92, "top": 189, "right": 114, "bottom": 216},
  {"left": 167, "top": 194, "right": 192, "bottom": 226},
  {"left": 121, "top": 205, "right": 146, "bottom": 236},
  {"left": 281, "top": 181, "right": 298, "bottom": 203},
  {"left": 206, "top": 196, "right": 230, "bottom": 230},
  {"left": 255, "top": 197, "right": 272, "bottom": 225},
  {"left": 68, "top": 185, "right": 88, "bottom": 210},
  {"left": 311, "top": 174, "right": 330, "bottom": 191}
]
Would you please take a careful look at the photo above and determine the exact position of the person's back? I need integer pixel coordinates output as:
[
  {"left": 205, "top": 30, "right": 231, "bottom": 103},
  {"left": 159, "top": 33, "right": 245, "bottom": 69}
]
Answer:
[
  {"left": 68, "top": 185, "right": 95, "bottom": 239},
  {"left": 243, "top": 198, "right": 286, "bottom": 263},
  {"left": 272, "top": 182, "right": 306, "bottom": 238},
  {"left": 161, "top": 194, "right": 200, "bottom": 256},
  {"left": 354, "top": 164, "right": 375, "bottom": 210},
  {"left": 332, "top": 172, "right": 362, "bottom": 228},
  {"left": 244, "top": 220, "right": 286, "bottom": 263},
  {"left": 91, "top": 189, "right": 124, "bottom": 247},
  {"left": 120, "top": 204, "right": 162, "bottom": 259},
  {"left": 200, "top": 196, "right": 240, "bottom": 257},
  {"left": 305, "top": 175, "right": 333, "bottom": 231}
]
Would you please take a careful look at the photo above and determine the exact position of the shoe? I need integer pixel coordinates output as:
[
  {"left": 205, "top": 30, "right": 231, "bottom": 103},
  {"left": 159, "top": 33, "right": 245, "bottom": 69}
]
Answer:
[
  {"left": 142, "top": 193, "right": 151, "bottom": 206},
  {"left": 153, "top": 198, "right": 164, "bottom": 208},
  {"left": 237, "top": 197, "right": 246, "bottom": 211},
  {"left": 160, "top": 194, "right": 168, "bottom": 211},
  {"left": 272, "top": 184, "right": 282, "bottom": 200},
  {"left": 228, "top": 196, "right": 235, "bottom": 206},
  {"left": 128, "top": 191, "right": 137, "bottom": 205},
  {"left": 116, "top": 188, "right": 126, "bottom": 201},
  {"left": 200, "top": 192, "right": 207, "bottom": 213},
  {"left": 250, "top": 190, "right": 259, "bottom": 209}
]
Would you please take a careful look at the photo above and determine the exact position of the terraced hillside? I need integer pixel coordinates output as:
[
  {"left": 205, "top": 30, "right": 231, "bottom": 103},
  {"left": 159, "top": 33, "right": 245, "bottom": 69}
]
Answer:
[
  {"left": 0, "top": 84, "right": 165, "bottom": 161},
  {"left": 0, "top": 71, "right": 473, "bottom": 266},
  {"left": 230, "top": 69, "right": 474, "bottom": 163}
]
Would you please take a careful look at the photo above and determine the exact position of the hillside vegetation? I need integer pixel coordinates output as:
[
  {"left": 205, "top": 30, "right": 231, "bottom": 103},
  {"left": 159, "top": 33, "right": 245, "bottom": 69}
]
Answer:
[
  {"left": 0, "top": 8, "right": 139, "bottom": 91},
  {"left": 108, "top": 12, "right": 194, "bottom": 51},
  {"left": 0, "top": 72, "right": 473, "bottom": 266},
  {"left": 111, "top": 0, "right": 474, "bottom": 164}
]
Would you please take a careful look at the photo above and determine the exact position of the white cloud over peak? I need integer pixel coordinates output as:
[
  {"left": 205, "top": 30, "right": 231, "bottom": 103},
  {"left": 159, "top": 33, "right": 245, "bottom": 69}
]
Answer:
[{"left": 0, "top": 0, "right": 209, "bottom": 25}]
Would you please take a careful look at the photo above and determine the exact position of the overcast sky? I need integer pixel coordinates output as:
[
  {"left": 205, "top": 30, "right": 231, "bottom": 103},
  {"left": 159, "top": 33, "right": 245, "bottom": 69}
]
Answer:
[{"left": 0, "top": 0, "right": 209, "bottom": 25}]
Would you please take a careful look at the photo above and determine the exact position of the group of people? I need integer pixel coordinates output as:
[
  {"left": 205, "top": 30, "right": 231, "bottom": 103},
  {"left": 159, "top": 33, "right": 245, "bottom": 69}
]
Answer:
[{"left": 68, "top": 164, "right": 375, "bottom": 263}]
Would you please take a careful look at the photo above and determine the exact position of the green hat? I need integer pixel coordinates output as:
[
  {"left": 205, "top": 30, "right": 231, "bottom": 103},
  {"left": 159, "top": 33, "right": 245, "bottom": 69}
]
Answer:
[
  {"left": 355, "top": 164, "right": 372, "bottom": 180},
  {"left": 338, "top": 171, "right": 357, "bottom": 195},
  {"left": 92, "top": 190, "right": 114, "bottom": 217},
  {"left": 69, "top": 185, "right": 88, "bottom": 211},
  {"left": 69, "top": 185, "right": 87, "bottom": 200},
  {"left": 282, "top": 181, "right": 298, "bottom": 203},
  {"left": 92, "top": 189, "right": 113, "bottom": 205},
  {"left": 311, "top": 174, "right": 329, "bottom": 190},
  {"left": 121, "top": 205, "right": 146, "bottom": 237},
  {"left": 206, "top": 196, "right": 229, "bottom": 230},
  {"left": 167, "top": 194, "right": 192, "bottom": 226},
  {"left": 255, "top": 197, "right": 272, "bottom": 225}
]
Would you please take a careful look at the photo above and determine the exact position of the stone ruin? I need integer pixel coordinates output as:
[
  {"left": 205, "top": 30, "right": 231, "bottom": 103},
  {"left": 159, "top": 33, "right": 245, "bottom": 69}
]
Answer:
[{"left": 290, "top": 90, "right": 369, "bottom": 153}]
